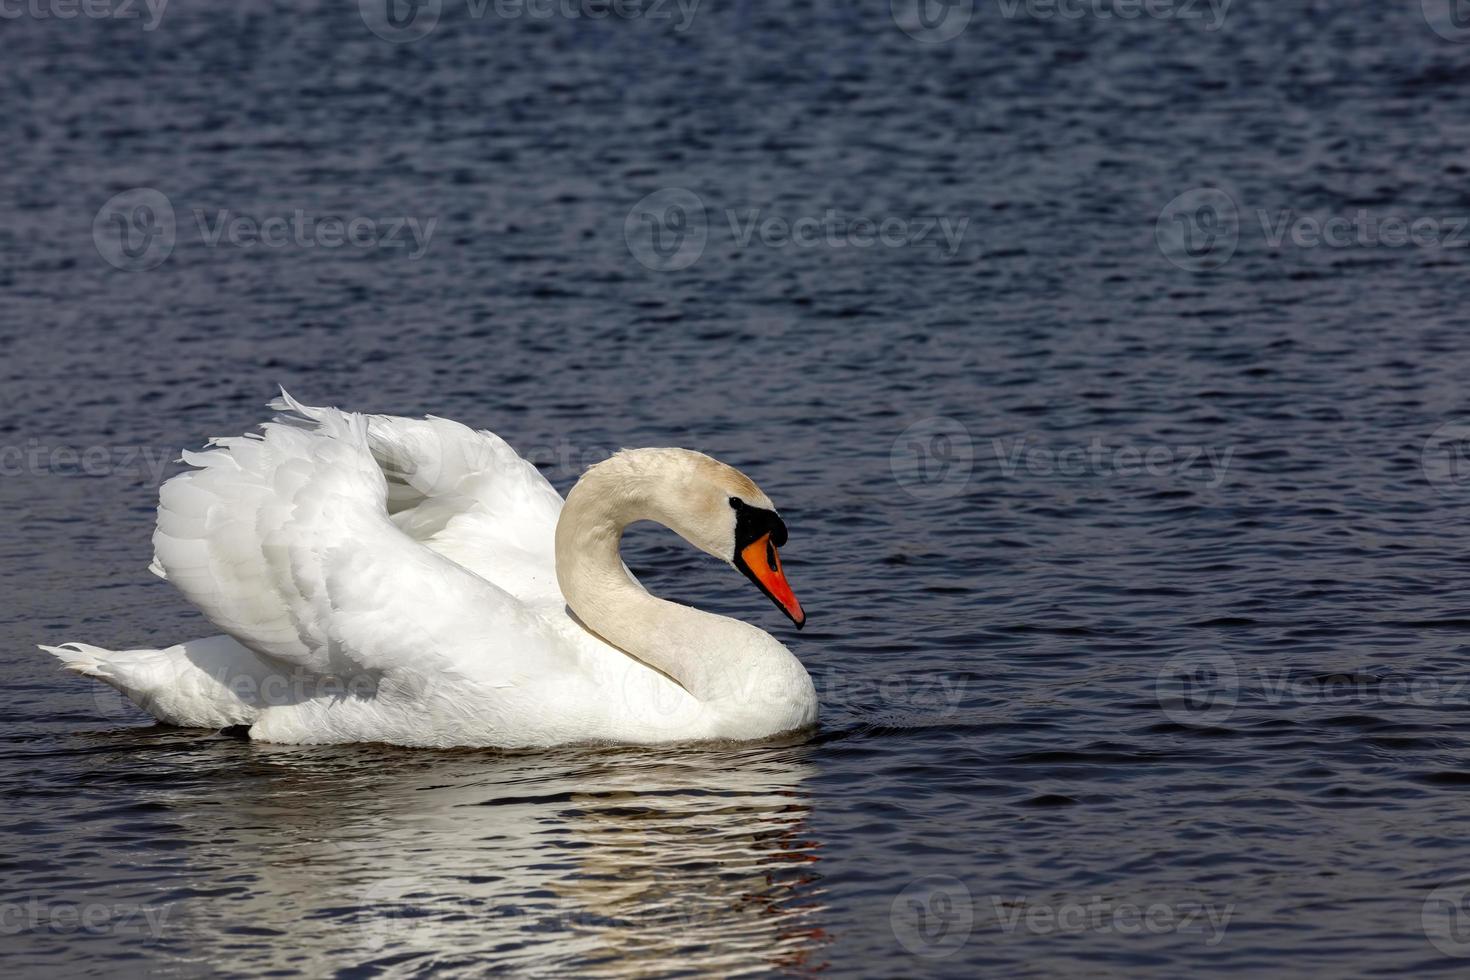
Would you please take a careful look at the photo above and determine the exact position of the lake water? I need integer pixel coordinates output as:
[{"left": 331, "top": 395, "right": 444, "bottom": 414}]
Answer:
[{"left": 6, "top": 0, "right": 1470, "bottom": 975}]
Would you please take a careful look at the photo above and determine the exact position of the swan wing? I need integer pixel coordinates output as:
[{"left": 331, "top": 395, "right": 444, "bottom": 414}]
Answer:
[
  {"left": 266, "top": 392, "right": 566, "bottom": 604},
  {"left": 150, "top": 397, "right": 564, "bottom": 684}
]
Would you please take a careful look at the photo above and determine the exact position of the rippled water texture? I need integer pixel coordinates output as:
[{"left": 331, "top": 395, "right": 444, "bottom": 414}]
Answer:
[{"left": 6, "top": 1, "right": 1470, "bottom": 976}]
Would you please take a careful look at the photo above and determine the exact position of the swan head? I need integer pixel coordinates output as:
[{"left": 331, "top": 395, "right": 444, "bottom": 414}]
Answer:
[
  {"left": 648, "top": 449, "right": 806, "bottom": 630},
  {"left": 575, "top": 448, "right": 807, "bottom": 630},
  {"left": 724, "top": 493, "right": 805, "bottom": 630}
]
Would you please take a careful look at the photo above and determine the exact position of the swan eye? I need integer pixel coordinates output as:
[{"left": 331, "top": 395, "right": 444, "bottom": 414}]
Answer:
[{"left": 729, "top": 495, "right": 788, "bottom": 548}]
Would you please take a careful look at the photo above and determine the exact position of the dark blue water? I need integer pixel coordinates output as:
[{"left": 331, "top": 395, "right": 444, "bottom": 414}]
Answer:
[{"left": 6, "top": 0, "right": 1470, "bottom": 975}]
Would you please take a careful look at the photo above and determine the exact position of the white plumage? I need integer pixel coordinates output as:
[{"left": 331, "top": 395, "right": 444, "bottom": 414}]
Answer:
[{"left": 42, "top": 393, "right": 817, "bottom": 748}]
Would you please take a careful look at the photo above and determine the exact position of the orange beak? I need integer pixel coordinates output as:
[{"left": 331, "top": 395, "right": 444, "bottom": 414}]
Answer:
[{"left": 737, "top": 532, "right": 806, "bottom": 629}]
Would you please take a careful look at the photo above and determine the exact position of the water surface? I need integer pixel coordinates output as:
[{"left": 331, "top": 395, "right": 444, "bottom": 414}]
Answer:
[{"left": 5, "top": 1, "right": 1470, "bottom": 976}]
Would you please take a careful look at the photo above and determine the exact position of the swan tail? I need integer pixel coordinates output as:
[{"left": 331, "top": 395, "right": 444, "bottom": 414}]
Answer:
[
  {"left": 41, "top": 641, "right": 113, "bottom": 678},
  {"left": 39, "top": 637, "right": 266, "bottom": 729}
]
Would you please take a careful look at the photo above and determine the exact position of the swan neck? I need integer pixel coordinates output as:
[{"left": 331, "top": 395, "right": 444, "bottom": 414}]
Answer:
[{"left": 554, "top": 459, "right": 743, "bottom": 700}]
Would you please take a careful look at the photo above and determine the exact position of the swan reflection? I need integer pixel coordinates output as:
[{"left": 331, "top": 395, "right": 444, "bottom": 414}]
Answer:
[{"left": 168, "top": 739, "right": 824, "bottom": 976}]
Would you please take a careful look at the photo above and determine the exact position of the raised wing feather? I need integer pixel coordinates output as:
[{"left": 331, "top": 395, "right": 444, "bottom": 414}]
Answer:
[
  {"left": 151, "top": 396, "right": 561, "bottom": 682},
  {"left": 268, "top": 393, "right": 565, "bottom": 604}
]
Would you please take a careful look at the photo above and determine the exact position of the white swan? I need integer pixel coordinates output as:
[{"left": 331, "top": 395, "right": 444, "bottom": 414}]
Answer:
[{"left": 41, "top": 393, "right": 817, "bottom": 748}]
